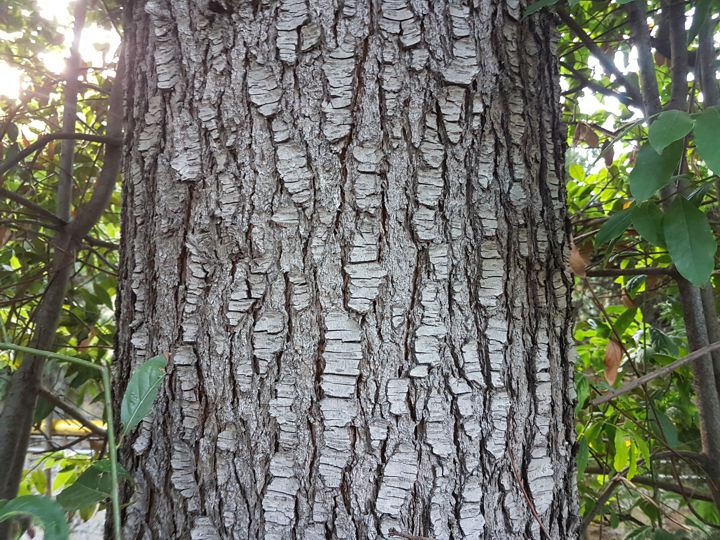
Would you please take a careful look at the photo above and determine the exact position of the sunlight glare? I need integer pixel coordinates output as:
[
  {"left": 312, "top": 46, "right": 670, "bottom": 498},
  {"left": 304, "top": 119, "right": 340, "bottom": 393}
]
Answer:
[{"left": 0, "top": 62, "right": 22, "bottom": 100}]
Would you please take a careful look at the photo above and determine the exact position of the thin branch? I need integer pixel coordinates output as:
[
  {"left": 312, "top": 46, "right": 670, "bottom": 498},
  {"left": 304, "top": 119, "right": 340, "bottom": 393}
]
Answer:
[
  {"left": 0, "top": 187, "right": 66, "bottom": 226},
  {"left": 65, "top": 58, "right": 125, "bottom": 243},
  {"left": 666, "top": 0, "right": 689, "bottom": 110},
  {"left": 0, "top": 132, "right": 119, "bottom": 178},
  {"left": 57, "top": 0, "right": 88, "bottom": 222},
  {"left": 592, "top": 340, "right": 720, "bottom": 406},
  {"left": 36, "top": 386, "right": 106, "bottom": 438},
  {"left": 507, "top": 441, "right": 552, "bottom": 538},
  {"left": 625, "top": 475, "right": 713, "bottom": 503},
  {"left": 628, "top": 0, "right": 662, "bottom": 117},
  {"left": 585, "top": 267, "right": 676, "bottom": 278},
  {"left": 557, "top": 6, "right": 643, "bottom": 106},
  {"left": 561, "top": 62, "right": 637, "bottom": 108},
  {"left": 580, "top": 474, "right": 623, "bottom": 535}
]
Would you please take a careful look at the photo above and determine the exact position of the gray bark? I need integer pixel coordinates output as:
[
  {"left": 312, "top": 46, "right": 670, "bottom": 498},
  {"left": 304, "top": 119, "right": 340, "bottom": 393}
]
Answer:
[{"left": 116, "top": 0, "right": 577, "bottom": 538}]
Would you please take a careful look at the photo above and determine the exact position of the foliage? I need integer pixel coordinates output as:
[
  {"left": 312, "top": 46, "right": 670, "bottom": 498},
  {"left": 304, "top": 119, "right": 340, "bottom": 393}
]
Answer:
[
  {"left": 0, "top": 346, "right": 164, "bottom": 538},
  {"left": 0, "top": 0, "right": 719, "bottom": 537},
  {"left": 555, "top": 0, "right": 720, "bottom": 534},
  {"left": 0, "top": 496, "right": 69, "bottom": 540}
]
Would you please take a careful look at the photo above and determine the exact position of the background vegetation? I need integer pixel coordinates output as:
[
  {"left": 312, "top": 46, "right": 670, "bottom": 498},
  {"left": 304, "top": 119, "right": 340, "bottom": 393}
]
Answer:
[{"left": 1, "top": 0, "right": 719, "bottom": 538}]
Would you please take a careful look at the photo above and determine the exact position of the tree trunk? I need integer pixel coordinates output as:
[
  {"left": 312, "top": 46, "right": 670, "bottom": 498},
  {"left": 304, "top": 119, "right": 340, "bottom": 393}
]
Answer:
[{"left": 116, "top": 0, "right": 577, "bottom": 538}]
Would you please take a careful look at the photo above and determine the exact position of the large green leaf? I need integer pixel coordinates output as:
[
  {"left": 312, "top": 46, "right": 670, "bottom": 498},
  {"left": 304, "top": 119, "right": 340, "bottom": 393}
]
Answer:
[
  {"left": 614, "top": 428, "right": 630, "bottom": 472},
  {"left": 648, "top": 110, "right": 694, "bottom": 154},
  {"left": 57, "top": 460, "right": 128, "bottom": 511},
  {"left": 652, "top": 409, "right": 679, "bottom": 449},
  {"left": 629, "top": 142, "right": 683, "bottom": 201},
  {"left": 120, "top": 355, "right": 167, "bottom": 438},
  {"left": 596, "top": 207, "right": 634, "bottom": 245},
  {"left": 614, "top": 308, "right": 638, "bottom": 336},
  {"left": 577, "top": 438, "right": 589, "bottom": 477},
  {"left": 694, "top": 106, "right": 720, "bottom": 174},
  {"left": 0, "top": 496, "right": 69, "bottom": 540},
  {"left": 663, "top": 198, "right": 717, "bottom": 286},
  {"left": 631, "top": 201, "right": 664, "bottom": 246}
]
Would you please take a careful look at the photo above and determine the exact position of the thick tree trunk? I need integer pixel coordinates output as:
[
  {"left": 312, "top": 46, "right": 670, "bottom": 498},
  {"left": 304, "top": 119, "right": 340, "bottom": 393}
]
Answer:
[{"left": 116, "top": 0, "right": 577, "bottom": 538}]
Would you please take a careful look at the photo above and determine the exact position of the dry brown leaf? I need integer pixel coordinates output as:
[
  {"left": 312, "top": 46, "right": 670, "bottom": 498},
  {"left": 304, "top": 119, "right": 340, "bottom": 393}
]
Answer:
[
  {"left": 621, "top": 289, "right": 636, "bottom": 309},
  {"left": 569, "top": 243, "right": 588, "bottom": 277},
  {"left": 78, "top": 327, "right": 97, "bottom": 350},
  {"left": 573, "top": 122, "right": 600, "bottom": 148},
  {"left": 0, "top": 226, "right": 11, "bottom": 247},
  {"left": 604, "top": 340, "right": 623, "bottom": 386},
  {"left": 603, "top": 142, "right": 614, "bottom": 167},
  {"left": 89, "top": 438, "right": 104, "bottom": 456},
  {"left": 654, "top": 51, "right": 671, "bottom": 67},
  {"left": 646, "top": 273, "right": 661, "bottom": 292}
]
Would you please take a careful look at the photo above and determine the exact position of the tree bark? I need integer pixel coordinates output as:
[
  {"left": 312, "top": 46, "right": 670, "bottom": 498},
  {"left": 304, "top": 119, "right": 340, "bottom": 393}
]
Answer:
[{"left": 116, "top": 0, "right": 577, "bottom": 538}]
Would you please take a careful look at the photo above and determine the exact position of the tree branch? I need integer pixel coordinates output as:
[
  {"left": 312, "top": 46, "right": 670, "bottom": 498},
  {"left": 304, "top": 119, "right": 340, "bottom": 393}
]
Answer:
[
  {"left": 0, "top": 49, "right": 126, "bottom": 512},
  {"left": 561, "top": 62, "right": 637, "bottom": 108},
  {"left": 0, "top": 187, "right": 67, "bottom": 226},
  {"left": 557, "top": 7, "right": 643, "bottom": 106},
  {"left": 57, "top": 0, "right": 88, "bottom": 222},
  {"left": 585, "top": 267, "right": 676, "bottom": 278},
  {"left": 37, "top": 386, "right": 106, "bottom": 438},
  {"left": 0, "top": 132, "right": 119, "bottom": 178},
  {"left": 592, "top": 340, "right": 720, "bottom": 406},
  {"left": 628, "top": 0, "right": 662, "bottom": 117}
]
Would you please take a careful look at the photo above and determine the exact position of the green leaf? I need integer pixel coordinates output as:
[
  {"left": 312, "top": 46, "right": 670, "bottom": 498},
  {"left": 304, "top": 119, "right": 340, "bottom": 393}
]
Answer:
[
  {"left": 522, "top": 0, "right": 559, "bottom": 18},
  {"left": 688, "top": 182, "right": 713, "bottom": 207},
  {"left": 694, "top": 106, "right": 720, "bottom": 174},
  {"left": 615, "top": 308, "right": 638, "bottom": 336},
  {"left": 120, "top": 355, "right": 167, "bottom": 438},
  {"left": 34, "top": 396, "right": 55, "bottom": 424},
  {"left": 614, "top": 428, "right": 630, "bottom": 472},
  {"left": 627, "top": 443, "right": 638, "bottom": 480},
  {"left": 631, "top": 201, "right": 664, "bottom": 246},
  {"left": 30, "top": 470, "right": 48, "bottom": 494},
  {"left": 568, "top": 163, "right": 585, "bottom": 181},
  {"left": 577, "top": 438, "right": 589, "bottom": 477},
  {"left": 663, "top": 197, "right": 717, "bottom": 286},
  {"left": 57, "top": 460, "right": 128, "bottom": 511},
  {"left": 653, "top": 409, "right": 679, "bottom": 449},
  {"left": 638, "top": 500, "right": 661, "bottom": 523},
  {"left": 0, "top": 496, "right": 69, "bottom": 540},
  {"left": 648, "top": 110, "right": 694, "bottom": 154},
  {"left": 649, "top": 328, "right": 679, "bottom": 356},
  {"left": 576, "top": 374, "right": 590, "bottom": 413},
  {"left": 629, "top": 142, "right": 683, "bottom": 201},
  {"left": 596, "top": 207, "right": 634, "bottom": 245}
]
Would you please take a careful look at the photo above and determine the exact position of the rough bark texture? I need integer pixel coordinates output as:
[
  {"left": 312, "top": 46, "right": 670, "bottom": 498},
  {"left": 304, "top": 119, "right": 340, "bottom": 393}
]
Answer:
[{"left": 116, "top": 0, "right": 577, "bottom": 538}]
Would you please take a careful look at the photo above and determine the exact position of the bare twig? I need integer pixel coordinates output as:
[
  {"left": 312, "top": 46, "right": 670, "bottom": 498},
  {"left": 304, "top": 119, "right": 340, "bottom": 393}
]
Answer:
[
  {"left": 507, "top": 443, "right": 552, "bottom": 538},
  {"left": 585, "top": 267, "right": 676, "bottom": 278},
  {"left": 36, "top": 386, "right": 106, "bottom": 438},
  {"left": 57, "top": 0, "right": 88, "bottom": 222},
  {"left": 557, "top": 6, "right": 643, "bottom": 106},
  {"left": 0, "top": 187, "right": 66, "bottom": 226},
  {"left": 0, "top": 132, "right": 119, "bottom": 178}
]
